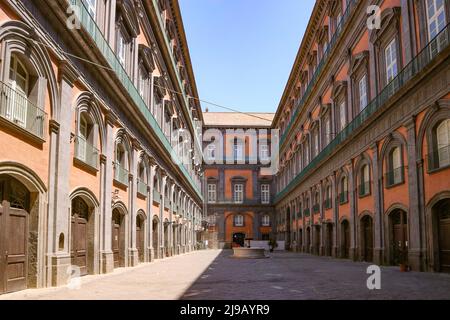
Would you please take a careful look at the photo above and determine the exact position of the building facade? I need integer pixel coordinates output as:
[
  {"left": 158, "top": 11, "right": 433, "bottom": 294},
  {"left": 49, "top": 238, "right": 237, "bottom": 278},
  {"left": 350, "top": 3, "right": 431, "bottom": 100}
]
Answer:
[
  {"left": 203, "top": 112, "right": 276, "bottom": 249},
  {"left": 273, "top": 0, "right": 450, "bottom": 272},
  {"left": 0, "top": 0, "right": 205, "bottom": 295}
]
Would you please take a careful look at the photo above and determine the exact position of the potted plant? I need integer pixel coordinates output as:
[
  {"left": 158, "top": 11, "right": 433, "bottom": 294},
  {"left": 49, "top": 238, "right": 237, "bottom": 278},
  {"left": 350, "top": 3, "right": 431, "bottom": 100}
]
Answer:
[{"left": 268, "top": 239, "right": 278, "bottom": 252}]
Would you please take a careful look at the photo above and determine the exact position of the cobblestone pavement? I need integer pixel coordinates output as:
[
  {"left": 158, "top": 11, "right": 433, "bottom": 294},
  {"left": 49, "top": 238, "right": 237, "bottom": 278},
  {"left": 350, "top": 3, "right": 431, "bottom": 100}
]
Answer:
[{"left": 1, "top": 250, "right": 450, "bottom": 300}]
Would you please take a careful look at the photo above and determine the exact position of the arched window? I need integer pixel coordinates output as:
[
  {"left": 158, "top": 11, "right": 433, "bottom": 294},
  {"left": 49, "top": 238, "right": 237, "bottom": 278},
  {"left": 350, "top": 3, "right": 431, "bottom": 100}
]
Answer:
[
  {"left": 137, "top": 161, "right": 147, "bottom": 196},
  {"left": 359, "top": 164, "right": 371, "bottom": 196},
  {"left": 340, "top": 175, "right": 348, "bottom": 204},
  {"left": 7, "top": 55, "right": 29, "bottom": 128},
  {"left": 325, "top": 185, "right": 332, "bottom": 209},
  {"left": 313, "top": 191, "right": 320, "bottom": 213},
  {"left": 436, "top": 119, "right": 450, "bottom": 168},
  {"left": 75, "top": 113, "right": 99, "bottom": 168},
  {"left": 114, "top": 143, "right": 128, "bottom": 186},
  {"left": 387, "top": 146, "right": 404, "bottom": 186}
]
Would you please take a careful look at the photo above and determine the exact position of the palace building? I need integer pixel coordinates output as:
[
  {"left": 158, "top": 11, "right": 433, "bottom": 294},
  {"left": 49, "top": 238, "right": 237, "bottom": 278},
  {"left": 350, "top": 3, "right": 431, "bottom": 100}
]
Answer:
[
  {"left": 202, "top": 112, "right": 276, "bottom": 249},
  {"left": 0, "top": 0, "right": 204, "bottom": 294},
  {"left": 273, "top": 0, "right": 450, "bottom": 272}
]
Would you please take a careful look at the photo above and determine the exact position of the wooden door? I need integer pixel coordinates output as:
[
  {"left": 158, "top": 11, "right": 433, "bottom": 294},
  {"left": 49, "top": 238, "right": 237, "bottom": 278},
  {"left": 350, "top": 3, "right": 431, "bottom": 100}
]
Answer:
[
  {"left": 71, "top": 198, "right": 88, "bottom": 276},
  {"left": 112, "top": 211, "right": 122, "bottom": 268},
  {"left": 392, "top": 211, "right": 408, "bottom": 265},
  {"left": 327, "top": 224, "right": 333, "bottom": 256},
  {"left": 363, "top": 217, "right": 373, "bottom": 262},
  {"left": 136, "top": 217, "right": 143, "bottom": 262},
  {"left": 342, "top": 221, "right": 350, "bottom": 259},
  {"left": 0, "top": 176, "right": 30, "bottom": 294},
  {"left": 439, "top": 213, "right": 450, "bottom": 273}
]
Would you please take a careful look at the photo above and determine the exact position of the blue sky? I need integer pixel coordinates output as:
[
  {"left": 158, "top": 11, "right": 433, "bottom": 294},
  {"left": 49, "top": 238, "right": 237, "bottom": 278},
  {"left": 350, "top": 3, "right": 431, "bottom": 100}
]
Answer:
[{"left": 179, "top": 0, "right": 316, "bottom": 114}]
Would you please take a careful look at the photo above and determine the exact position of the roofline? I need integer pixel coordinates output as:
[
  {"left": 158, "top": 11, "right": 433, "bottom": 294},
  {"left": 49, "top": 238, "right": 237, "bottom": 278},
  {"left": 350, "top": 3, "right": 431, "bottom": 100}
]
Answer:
[{"left": 272, "top": 1, "right": 323, "bottom": 126}]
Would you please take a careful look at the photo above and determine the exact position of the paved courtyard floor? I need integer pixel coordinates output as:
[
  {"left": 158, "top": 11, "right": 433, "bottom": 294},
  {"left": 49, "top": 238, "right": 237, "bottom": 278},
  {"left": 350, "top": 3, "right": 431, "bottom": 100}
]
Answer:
[{"left": 1, "top": 250, "right": 450, "bottom": 300}]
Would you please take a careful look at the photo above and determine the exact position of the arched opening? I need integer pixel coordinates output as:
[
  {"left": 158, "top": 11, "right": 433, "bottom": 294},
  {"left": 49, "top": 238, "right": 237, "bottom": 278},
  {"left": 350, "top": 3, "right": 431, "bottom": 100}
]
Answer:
[
  {"left": 432, "top": 198, "right": 450, "bottom": 273},
  {"left": 314, "top": 225, "right": 321, "bottom": 255},
  {"left": 112, "top": 209, "right": 126, "bottom": 268},
  {"left": 152, "top": 216, "right": 159, "bottom": 259},
  {"left": 298, "top": 228, "right": 303, "bottom": 250},
  {"left": 136, "top": 213, "right": 145, "bottom": 263},
  {"left": 286, "top": 207, "right": 291, "bottom": 250},
  {"left": 306, "top": 227, "right": 311, "bottom": 253},
  {"left": 389, "top": 209, "right": 408, "bottom": 266},
  {"left": 71, "top": 196, "right": 95, "bottom": 276},
  {"left": 326, "top": 223, "right": 333, "bottom": 256},
  {"left": 163, "top": 219, "right": 169, "bottom": 257},
  {"left": 341, "top": 220, "right": 350, "bottom": 259},
  {"left": 361, "top": 215, "right": 374, "bottom": 262},
  {"left": 0, "top": 174, "right": 36, "bottom": 294},
  {"left": 435, "top": 119, "right": 450, "bottom": 168}
]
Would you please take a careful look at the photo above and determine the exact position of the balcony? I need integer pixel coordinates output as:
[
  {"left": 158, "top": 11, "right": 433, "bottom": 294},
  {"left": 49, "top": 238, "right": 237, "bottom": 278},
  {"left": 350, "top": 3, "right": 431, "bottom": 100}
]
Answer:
[
  {"left": 153, "top": 189, "right": 161, "bottom": 204},
  {"left": 0, "top": 81, "right": 47, "bottom": 140},
  {"left": 114, "top": 162, "right": 129, "bottom": 187},
  {"left": 275, "top": 23, "right": 450, "bottom": 203},
  {"left": 69, "top": 0, "right": 202, "bottom": 199},
  {"left": 358, "top": 182, "right": 371, "bottom": 197},
  {"left": 137, "top": 179, "right": 148, "bottom": 197},
  {"left": 303, "top": 208, "right": 310, "bottom": 217},
  {"left": 164, "top": 198, "right": 170, "bottom": 210},
  {"left": 324, "top": 198, "right": 332, "bottom": 210},
  {"left": 74, "top": 135, "right": 99, "bottom": 169},
  {"left": 280, "top": 0, "right": 357, "bottom": 145},
  {"left": 339, "top": 191, "right": 348, "bottom": 204},
  {"left": 427, "top": 145, "right": 450, "bottom": 172},
  {"left": 385, "top": 166, "right": 405, "bottom": 187}
]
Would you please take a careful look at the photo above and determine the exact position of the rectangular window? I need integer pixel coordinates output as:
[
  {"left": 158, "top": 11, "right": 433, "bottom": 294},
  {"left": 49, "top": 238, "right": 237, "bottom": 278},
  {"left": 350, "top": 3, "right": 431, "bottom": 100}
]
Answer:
[
  {"left": 260, "top": 144, "right": 270, "bottom": 161},
  {"left": 427, "top": 0, "right": 446, "bottom": 39},
  {"left": 234, "top": 143, "right": 243, "bottom": 162},
  {"left": 207, "top": 184, "right": 216, "bottom": 203},
  {"left": 261, "top": 184, "right": 270, "bottom": 204},
  {"left": 262, "top": 215, "right": 270, "bottom": 227},
  {"left": 324, "top": 117, "right": 331, "bottom": 146},
  {"left": 385, "top": 39, "right": 398, "bottom": 84},
  {"left": 234, "top": 184, "right": 244, "bottom": 203},
  {"left": 86, "top": 0, "right": 97, "bottom": 19},
  {"left": 359, "top": 75, "right": 368, "bottom": 111},
  {"left": 314, "top": 131, "right": 319, "bottom": 156},
  {"left": 117, "top": 32, "right": 126, "bottom": 67},
  {"left": 234, "top": 215, "right": 244, "bottom": 227}
]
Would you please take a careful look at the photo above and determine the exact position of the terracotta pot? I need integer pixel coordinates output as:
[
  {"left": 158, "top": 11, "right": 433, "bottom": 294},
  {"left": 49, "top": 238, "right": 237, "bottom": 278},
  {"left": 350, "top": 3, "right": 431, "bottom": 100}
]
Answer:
[{"left": 400, "top": 264, "right": 407, "bottom": 272}]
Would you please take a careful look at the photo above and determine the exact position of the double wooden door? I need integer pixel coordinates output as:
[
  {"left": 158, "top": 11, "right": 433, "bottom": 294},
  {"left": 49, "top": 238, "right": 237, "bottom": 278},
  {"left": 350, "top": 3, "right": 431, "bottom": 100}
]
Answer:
[
  {"left": 342, "top": 221, "right": 350, "bottom": 259},
  {"left": 112, "top": 210, "right": 124, "bottom": 268},
  {"left": 362, "top": 216, "right": 374, "bottom": 262},
  {"left": 438, "top": 201, "right": 450, "bottom": 273},
  {"left": 71, "top": 198, "right": 88, "bottom": 276},
  {"left": 0, "top": 176, "right": 30, "bottom": 294}
]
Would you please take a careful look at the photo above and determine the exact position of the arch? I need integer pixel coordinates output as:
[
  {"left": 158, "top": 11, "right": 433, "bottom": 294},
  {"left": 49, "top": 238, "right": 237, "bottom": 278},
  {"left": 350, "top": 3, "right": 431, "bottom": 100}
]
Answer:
[
  {"left": 385, "top": 207, "right": 408, "bottom": 266},
  {"left": 360, "top": 214, "right": 374, "bottom": 262},
  {"left": 112, "top": 201, "right": 128, "bottom": 268},
  {"left": 69, "top": 186, "right": 100, "bottom": 207},
  {"left": 74, "top": 92, "right": 106, "bottom": 153},
  {"left": 136, "top": 209, "right": 146, "bottom": 263},
  {"left": 0, "top": 161, "right": 46, "bottom": 193},
  {"left": 114, "top": 129, "right": 132, "bottom": 170},
  {"left": 0, "top": 20, "right": 58, "bottom": 119},
  {"left": 339, "top": 218, "right": 351, "bottom": 259}
]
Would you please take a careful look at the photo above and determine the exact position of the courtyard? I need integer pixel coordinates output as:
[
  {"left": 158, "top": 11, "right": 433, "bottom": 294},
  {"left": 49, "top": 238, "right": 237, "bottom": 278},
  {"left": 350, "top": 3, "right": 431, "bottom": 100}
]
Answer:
[{"left": 1, "top": 250, "right": 450, "bottom": 300}]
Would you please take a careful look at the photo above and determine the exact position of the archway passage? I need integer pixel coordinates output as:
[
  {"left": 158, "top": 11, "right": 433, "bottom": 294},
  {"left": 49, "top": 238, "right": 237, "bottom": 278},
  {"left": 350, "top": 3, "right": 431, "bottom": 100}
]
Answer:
[
  {"left": 233, "top": 233, "right": 245, "bottom": 247},
  {"left": 136, "top": 214, "right": 145, "bottom": 263},
  {"left": 361, "top": 216, "right": 374, "bottom": 262},
  {"left": 152, "top": 217, "right": 159, "bottom": 259},
  {"left": 314, "top": 225, "right": 321, "bottom": 255},
  {"left": 112, "top": 209, "right": 125, "bottom": 268},
  {"left": 437, "top": 199, "right": 450, "bottom": 273},
  {"left": 341, "top": 220, "right": 350, "bottom": 259},
  {"left": 326, "top": 223, "right": 333, "bottom": 256},
  {"left": 391, "top": 210, "right": 408, "bottom": 266},
  {"left": 71, "top": 197, "right": 89, "bottom": 276},
  {"left": 286, "top": 208, "right": 291, "bottom": 250},
  {"left": 164, "top": 220, "right": 169, "bottom": 257},
  {"left": 305, "top": 227, "right": 311, "bottom": 253},
  {"left": 0, "top": 175, "right": 31, "bottom": 294}
]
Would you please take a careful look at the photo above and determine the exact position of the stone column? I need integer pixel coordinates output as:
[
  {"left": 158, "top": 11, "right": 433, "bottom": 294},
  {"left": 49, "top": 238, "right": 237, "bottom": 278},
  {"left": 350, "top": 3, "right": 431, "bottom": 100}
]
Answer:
[
  {"left": 372, "top": 143, "right": 383, "bottom": 265},
  {"left": 99, "top": 112, "right": 116, "bottom": 274},
  {"left": 319, "top": 183, "right": 325, "bottom": 256},
  {"left": 400, "top": 0, "right": 416, "bottom": 63},
  {"left": 308, "top": 191, "right": 314, "bottom": 254},
  {"left": 128, "top": 141, "right": 139, "bottom": 266},
  {"left": 406, "top": 117, "right": 425, "bottom": 271},
  {"left": 49, "top": 63, "right": 78, "bottom": 287},
  {"left": 348, "top": 161, "right": 357, "bottom": 261}
]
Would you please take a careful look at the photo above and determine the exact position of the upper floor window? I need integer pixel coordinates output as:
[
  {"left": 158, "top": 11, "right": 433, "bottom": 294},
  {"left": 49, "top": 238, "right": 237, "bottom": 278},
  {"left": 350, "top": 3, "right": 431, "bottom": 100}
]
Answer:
[
  {"left": 436, "top": 119, "right": 450, "bottom": 168},
  {"left": 359, "top": 164, "right": 371, "bottom": 196},
  {"left": 313, "top": 129, "right": 319, "bottom": 157},
  {"left": 260, "top": 144, "right": 270, "bottom": 161},
  {"left": 234, "top": 184, "right": 244, "bottom": 203},
  {"left": 234, "top": 142, "right": 244, "bottom": 162},
  {"left": 234, "top": 214, "right": 244, "bottom": 227},
  {"left": 385, "top": 38, "right": 398, "bottom": 84},
  {"left": 262, "top": 214, "right": 270, "bottom": 226},
  {"left": 117, "top": 31, "right": 126, "bottom": 67},
  {"left": 324, "top": 116, "right": 331, "bottom": 146},
  {"left": 206, "top": 144, "right": 216, "bottom": 161},
  {"left": 7, "top": 55, "right": 29, "bottom": 128},
  {"left": 305, "top": 141, "right": 310, "bottom": 165},
  {"left": 75, "top": 113, "right": 98, "bottom": 168},
  {"left": 340, "top": 175, "right": 348, "bottom": 204},
  {"left": 86, "top": 0, "right": 97, "bottom": 19},
  {"left": 261, "top": 184, "right": 270, "bottom": 204},
  {"left": 426, "top": 0, "right": 446, "bottom": 39},
  {"left": 387, "top": 146, "right": 404, "bottom": 186},
  {"left": 339, "top": 101, "right": 346, "bottom": 131},
  {"left": 207, "top": 183, "right": 217, "bottom": 203},
  {"left": 359, "top": 75, "right": 368, "bottom": 112}
]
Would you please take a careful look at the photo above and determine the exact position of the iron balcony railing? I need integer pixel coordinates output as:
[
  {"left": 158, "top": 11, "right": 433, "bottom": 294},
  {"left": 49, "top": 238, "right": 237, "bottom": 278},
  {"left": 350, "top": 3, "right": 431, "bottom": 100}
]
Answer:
[
  {"left": 114, "top": 162, "right": 129, "bottom": 186},
  {"left": 339, "top": 191, "right": 348, "bottom": 204},
  {"left": 137, "top": 179, "right": 148, "bottom": 196},
  {"left": 280, "top": 0, "right": 358, "bottom": 145},
  {"left": 385, "top": 166, "right": 405, "bottom": 187},
  {"left": 69, "top": 0, "right": 202, "bottom": 199},
  {"left": 324, "top": 198, "right": 332, "bottom": 209},
  {"left": 427, "top": 144, "right": 450, "bottom": 171},
  {"left": 153, "top": 189, "right": 161, "bottom": 204},
  {"left": 358, "top": 181, "right": 371, "bottom": 197},
  {"left": 275, "top": 23, "right": 450, "bottom": 203},
  {"left": 0, "top": 81, "right": 47, "bottom": 139},
  {"left": 303, "top": 208, "right": 310, "bottom": 217},
  {"left": 74, "top": 135, "right": 99, "bottom": 169}
]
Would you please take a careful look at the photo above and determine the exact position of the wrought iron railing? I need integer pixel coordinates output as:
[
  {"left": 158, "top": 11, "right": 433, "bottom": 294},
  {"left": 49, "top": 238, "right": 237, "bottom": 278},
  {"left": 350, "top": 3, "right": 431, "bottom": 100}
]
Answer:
[
  {"left": 137, "top": 179, "right": 148, "bottom": 196},
  {"left": 74, "top": 135, "right": 99, "bottom": 169},
  {"left": 275, "top": 23, "right": 450, "bottom": 202},
  {"left": 312, "top": 204, "right": 320, "bottom": 214},
  {"left": 153, "top": 189, "right": 161, "bottom": 203},
  {"left": 0, "top": 81, "right": 47, "bottom": 139},
  {"left": 358, "top": 181, "right": 371, "bottom": 197},
  {"left": 385, "top": 166, "right": 405, "bottom": 186},
  {"left": 69, "top": 0, "right": 202, "bottom": 199},
  {"left": 427, "top": 145, "right": 450, "bottom": 171},
  {"left": 114, "top": 162, "right": 129, "bottom": 186}
]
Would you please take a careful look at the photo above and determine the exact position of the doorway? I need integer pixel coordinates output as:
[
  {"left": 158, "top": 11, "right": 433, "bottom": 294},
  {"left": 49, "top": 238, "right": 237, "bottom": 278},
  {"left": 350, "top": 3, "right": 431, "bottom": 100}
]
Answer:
[{"left": 233, "top": 233, "right": 245, "bottom": 247}]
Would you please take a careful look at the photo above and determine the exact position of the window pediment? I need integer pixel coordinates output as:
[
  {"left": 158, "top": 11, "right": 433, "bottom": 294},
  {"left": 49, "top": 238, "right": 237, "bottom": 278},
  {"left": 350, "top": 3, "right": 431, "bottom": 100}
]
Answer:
[
  {"left": 332, "top": 80, "right": 347, "bottom": 99},
  {"left": 117, "top": 0, "right": 140, "bottom": 38},
  {"left": 369, "top": 7, "right": 401, "bottom": 44},
  {"left": 138, "top": 44, "right": 155, "bottom": 72},
  {"left": 350, "top": 51, "right": 369, "bottom": 77}
]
